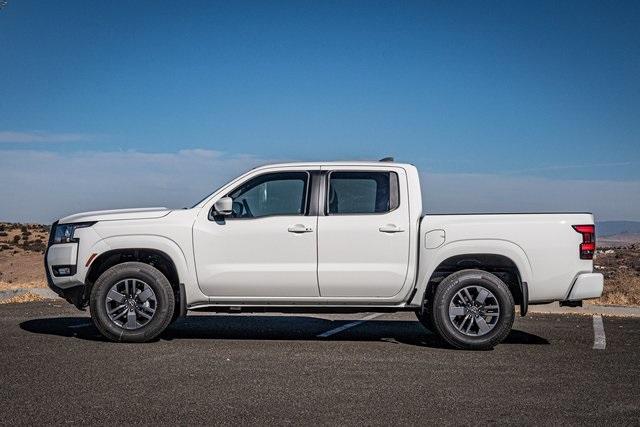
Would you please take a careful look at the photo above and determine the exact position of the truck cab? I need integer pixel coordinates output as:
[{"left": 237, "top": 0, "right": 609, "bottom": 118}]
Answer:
[{"left": 191, "top": 161, "right": 421, "bottom": 303}]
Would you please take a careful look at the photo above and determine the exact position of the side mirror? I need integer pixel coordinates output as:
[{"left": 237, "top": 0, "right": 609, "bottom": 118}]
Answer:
[{"left": 213, "top": 196, "right": 233, "bottom": 216}]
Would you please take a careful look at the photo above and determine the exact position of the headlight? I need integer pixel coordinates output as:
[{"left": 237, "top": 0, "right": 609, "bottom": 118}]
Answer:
[{"left": 50, "top": 222, "right": 95, "bottom": 245}]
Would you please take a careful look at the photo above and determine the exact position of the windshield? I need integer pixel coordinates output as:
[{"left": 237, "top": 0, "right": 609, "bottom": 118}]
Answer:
[{"left": 189, "top": 182, "right": 227, "bottom": 209}]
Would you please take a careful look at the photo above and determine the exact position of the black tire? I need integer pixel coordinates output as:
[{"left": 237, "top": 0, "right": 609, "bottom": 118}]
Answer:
[
  {"left": 431, "top": 269, "right": 514, "bottom": 350},
  {"left": 90, "top": 262, "right": 175, "bottom": 343}
]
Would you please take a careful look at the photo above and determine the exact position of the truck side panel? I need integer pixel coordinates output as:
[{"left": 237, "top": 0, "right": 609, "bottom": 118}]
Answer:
[{"left": 413, "top": 213, "right": 595, "bottom": 304}]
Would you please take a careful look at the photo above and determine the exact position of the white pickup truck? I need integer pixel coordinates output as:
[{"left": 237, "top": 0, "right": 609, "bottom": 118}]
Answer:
[{"left": 45, "top": 159, "right": 603, "bottom": 349}]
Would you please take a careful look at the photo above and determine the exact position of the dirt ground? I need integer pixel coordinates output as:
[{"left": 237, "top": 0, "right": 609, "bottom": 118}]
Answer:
[
  {"left": 0, "top": 223, "right": 48, "bottom": 291},
  {"left": 1, "top": 222, "right": 638, "bottom": 306},
  {"left": 591, "top": 245, "right": 640, "bottom": 306}
]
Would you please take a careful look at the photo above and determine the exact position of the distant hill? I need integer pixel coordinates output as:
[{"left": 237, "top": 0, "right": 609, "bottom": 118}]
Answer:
[{"left": 596, "top": 221, "right": 640, "bottom": 237}]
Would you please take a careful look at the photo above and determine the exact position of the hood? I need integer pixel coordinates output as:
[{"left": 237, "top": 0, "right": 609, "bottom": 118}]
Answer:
[{"left": 59, "top": 207, "right": 171, "bottom": 224}]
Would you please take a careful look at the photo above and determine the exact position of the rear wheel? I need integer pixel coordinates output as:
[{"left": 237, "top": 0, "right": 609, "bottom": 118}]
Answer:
[
  {"left": 90, "top": 262, "right": 175, "bottom": 342},
  {"left": 431, "top": 269, "right": 514, "bottom": 350}
]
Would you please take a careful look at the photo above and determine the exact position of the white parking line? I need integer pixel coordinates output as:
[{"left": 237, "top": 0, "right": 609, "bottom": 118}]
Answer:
[
  {"left": 317, "top": 313, "right": 383, "bottom": 338},
  {"left": 592, "top": 315, "right": 606, "bottom": 350}
]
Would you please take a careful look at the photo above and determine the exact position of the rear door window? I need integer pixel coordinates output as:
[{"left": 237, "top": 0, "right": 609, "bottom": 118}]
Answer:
[{"left": 327, "top": 171, "right": 399, "bottom": 214}]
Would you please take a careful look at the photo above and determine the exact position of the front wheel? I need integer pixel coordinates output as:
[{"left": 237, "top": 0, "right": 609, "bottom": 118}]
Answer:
[
  {"left": 431, "top": 269, "right": 514, "bottom": 350},
  {"left": 90, "top": 262, "right": 175, "bottom": 343}
]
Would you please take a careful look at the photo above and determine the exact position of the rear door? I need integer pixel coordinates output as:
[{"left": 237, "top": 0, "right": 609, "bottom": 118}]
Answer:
[{"left": 317, "top": 166, "right": 411, "bottom": 297}]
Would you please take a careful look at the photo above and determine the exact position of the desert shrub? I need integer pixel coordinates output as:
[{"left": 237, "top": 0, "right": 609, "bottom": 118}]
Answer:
[
  {"left": 20, "top": 225, "right": 28, "bottom": 233},
  {"left": 0, "top": 231, "right": 7, "bottom": 237},
  {"left": 600, "top": 271, "right": 640, "bottom": 306},
  {"left": 23, "top": 240, "right": 46, "bottom": 252},
  {"left": 12, "top": 235, "right": 20, "bottom": 244}
]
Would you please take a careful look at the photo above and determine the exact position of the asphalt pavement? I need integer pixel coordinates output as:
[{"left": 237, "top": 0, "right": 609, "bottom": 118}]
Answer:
[{"left": 1, "top": 301, "right": 639, "bottom": 425}]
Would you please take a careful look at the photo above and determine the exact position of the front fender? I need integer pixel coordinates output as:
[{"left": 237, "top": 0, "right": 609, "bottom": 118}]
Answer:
[{"left": 86, "top": 235, "right": 206, "bottom": 303}]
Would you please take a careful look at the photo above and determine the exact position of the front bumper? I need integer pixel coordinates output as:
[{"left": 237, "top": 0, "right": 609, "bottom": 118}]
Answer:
[
  {"left": 44, "top": 243, "right": 87, "bottom": 308},
  {"left": 45, "top": 221, "right": 95, "bottom": 308},
  {"left": 567, "top": 273, "right": 604, "bottom": 301}
]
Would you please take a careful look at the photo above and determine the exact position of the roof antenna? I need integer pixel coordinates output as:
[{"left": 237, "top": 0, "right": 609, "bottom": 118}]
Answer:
[{"left": 379, "top": 157, "right": 394, "bottom": 162}]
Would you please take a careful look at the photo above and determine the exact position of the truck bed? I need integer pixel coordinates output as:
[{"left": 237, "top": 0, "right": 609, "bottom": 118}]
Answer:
[{"left": 417, "top": 212, "right": 596, "bottom": 303}]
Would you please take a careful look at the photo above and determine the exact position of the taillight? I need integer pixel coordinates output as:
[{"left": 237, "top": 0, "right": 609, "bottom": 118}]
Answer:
[{"left": 572, "top": 224, "right": 595, "bottom": 260}]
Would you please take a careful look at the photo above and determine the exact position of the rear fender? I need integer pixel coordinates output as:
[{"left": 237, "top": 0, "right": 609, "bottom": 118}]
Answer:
[{"left": 411, "top": 239, "right": 533, "bottom": 307}]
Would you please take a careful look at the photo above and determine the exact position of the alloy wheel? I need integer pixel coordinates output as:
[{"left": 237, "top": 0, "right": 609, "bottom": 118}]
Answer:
[
  {"left": 105, "top": 278, "right": 157, "bottom": 330},
  {"left": 448, "top": 285, "right": 500, "bottom": 336}
]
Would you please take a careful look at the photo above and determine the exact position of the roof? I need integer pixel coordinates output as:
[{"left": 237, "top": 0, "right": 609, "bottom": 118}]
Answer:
[{"left": 250, "top": 160, "right": 414, "bottom": 170}]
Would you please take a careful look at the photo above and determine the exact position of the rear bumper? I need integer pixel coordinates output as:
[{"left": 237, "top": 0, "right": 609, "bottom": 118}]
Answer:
[{"left": 567, "top": 273, "right": 604, "bottom": 301}]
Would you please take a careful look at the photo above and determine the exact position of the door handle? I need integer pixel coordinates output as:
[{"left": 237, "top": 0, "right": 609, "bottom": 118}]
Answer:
[
  {"left": 379, "top": 224, "right": 404, "bottom": 233},
  {"left": 288, "top": 224, "right": 313, "bottom": 233}
]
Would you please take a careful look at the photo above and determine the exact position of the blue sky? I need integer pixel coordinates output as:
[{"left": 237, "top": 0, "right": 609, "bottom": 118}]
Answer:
[{"left": 1, "top": 1, "right": 639, "bottom": 222}]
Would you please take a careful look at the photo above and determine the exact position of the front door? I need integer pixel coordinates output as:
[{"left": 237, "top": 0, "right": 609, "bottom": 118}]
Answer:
[
  {"left": 193, "top": 169, "right": 319, "bottom": 298},
  {"left": 317, "top": 168, "right": 411, "bottom": 297}
]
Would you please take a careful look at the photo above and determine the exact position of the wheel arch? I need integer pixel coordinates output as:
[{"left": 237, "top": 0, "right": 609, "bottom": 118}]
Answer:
[
  {"left": 86, "top": 248, "right": 180, "bottom": 288},
  {"left": 414, "top": 240, "right": 532, "bottom": 316}
]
